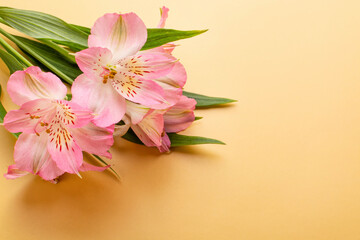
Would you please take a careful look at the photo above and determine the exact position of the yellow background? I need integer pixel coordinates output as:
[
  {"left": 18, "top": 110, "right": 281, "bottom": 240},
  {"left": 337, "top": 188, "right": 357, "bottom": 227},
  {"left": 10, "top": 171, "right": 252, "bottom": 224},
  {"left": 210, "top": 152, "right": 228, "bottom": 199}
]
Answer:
[{"left": 1, "top": 0, "right": 360, "bottom": 239}]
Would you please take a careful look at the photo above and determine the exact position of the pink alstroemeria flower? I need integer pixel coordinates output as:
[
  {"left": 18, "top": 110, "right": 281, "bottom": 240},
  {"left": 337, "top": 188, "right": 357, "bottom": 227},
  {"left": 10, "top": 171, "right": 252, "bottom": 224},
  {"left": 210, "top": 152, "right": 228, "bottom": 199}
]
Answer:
[
  {"left": 118, "top": 95, "right": 196, "bottom": 152},
  {"left": 3, "top": 66, "right": 114, "bottom": 181},
  {"left": 72, "top": 11, "right": 184, "bottom": 127}
]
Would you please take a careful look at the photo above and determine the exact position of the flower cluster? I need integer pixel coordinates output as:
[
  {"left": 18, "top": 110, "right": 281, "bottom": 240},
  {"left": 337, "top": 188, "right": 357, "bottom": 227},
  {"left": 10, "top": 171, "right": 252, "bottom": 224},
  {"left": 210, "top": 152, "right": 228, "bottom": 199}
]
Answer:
[{"left": 2, "top": 7, "right": 196, "bottom": 182}]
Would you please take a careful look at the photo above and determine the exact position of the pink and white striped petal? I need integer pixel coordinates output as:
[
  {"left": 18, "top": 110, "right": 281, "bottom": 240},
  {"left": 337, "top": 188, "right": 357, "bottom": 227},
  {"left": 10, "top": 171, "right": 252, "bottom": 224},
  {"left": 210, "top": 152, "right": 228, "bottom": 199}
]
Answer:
[
  {"left": 71, "top": 122, "right": 114, "bottom": 158},
  {"left": 7, "top": 66, "right": 67, "bottom": 106},
  {"left": 88, "top": 13, "right": 147, "bottom": 61},
  {"left": 72, "top": 74, "right": 126, "bottom": 127}
]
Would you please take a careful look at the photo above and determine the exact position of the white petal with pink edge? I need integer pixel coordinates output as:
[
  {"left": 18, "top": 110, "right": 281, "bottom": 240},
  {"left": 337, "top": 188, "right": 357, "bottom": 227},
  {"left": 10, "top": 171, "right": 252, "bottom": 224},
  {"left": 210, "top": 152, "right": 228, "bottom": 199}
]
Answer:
[
  {"left": 7, "top": 66, "right": 67, "bottom": 106},
  {"left": 88, "top": 13, "right": 147, "bottom": 61}
]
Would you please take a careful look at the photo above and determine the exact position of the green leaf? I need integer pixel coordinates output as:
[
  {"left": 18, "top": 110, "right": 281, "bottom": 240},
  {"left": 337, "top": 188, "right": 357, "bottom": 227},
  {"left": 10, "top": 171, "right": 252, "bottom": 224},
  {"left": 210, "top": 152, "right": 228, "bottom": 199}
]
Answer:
[
  {"left": 0, "top": 84, "right": 6, "bottom": 123},
  {"left": 0, "top": 48, "right": 25, "bottom": 74},
  {"left": 141, "top": 28, "right": 207, "bottom": 51},
  {"left": 0, "top": 7, "right": 88, "bottom": 50},
  {"left": 168, "top": 133, "right": 225, "bottom": 146},
  {"left": 183, "top": 91, "right": 236, "bottom": 108},
  {"left": 122, "top": 128, "right": 144, "bottom": 145},
  {"left": 122, "top": 128, "right": 224, "bottom": 147},
  {"left": 69, "top": 24, "right": 91, "bottom": 35},
  {"left": 11, "top": 35, "right": 82, "bottom": 84},
  {"left": 65, "top": 26, "right": 207, "bottom": 51}
]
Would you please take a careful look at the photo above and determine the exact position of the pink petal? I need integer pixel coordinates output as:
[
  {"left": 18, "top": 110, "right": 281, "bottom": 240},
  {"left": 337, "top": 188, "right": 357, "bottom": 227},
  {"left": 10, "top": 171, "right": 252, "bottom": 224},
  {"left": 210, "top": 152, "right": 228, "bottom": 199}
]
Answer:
[
  {"left": 155, "top": 62, "right": 187, "bottom": 88},
  {"left": 75, "top": 47, "right": 113, "bottom": 80},
  {"left": 7, "top": 66, "right": 67, "bottom": 106},
  {"left": 111, "top": 76, "right": 168, "bottom": 108},
  {"left": 131, "top": 110, "right": 165, "bottom": 147},
  {"left": 47, "top": 125, "right": 83, "bottom": 175},
  {"left": 157, "top": 133, "right": 171, "bottom": 153},
  {"left": 164, "top": 95, "right": 196, "bottom": 133},
  {"left": 4, "top": 165, "right": 29, "bottom": 179},
  {"left": 71, "top": 74, "right": 126, "bottom": 127},
  {"left": 71, "top": 122, "right": 114, "bottom": 158},
  {"left": 117, "top": 52, "right": 176, "bottom": 80},
  {"left": 126, "top": 101, "right": 151, "bottom": 124},
  {"left": 5, "top": 132, "right": 64, "bottom": 181},
  {"left": 4, "top": 98, "right": 56, "bottom": 134},
  {"left": 54, "top": 100, "right": 93, "bottom": 128},
  {"left": 157, "top": 6, "right": 169, "bottom": 28},
  {"left": 79, "top": 162, "right": 110, "bottom": 172},
  {"left": 152, "top": 81, "right": 183, "bottom": 109},
  {"left": 88, "top": 13, "right": 147, "bottom": 61}
]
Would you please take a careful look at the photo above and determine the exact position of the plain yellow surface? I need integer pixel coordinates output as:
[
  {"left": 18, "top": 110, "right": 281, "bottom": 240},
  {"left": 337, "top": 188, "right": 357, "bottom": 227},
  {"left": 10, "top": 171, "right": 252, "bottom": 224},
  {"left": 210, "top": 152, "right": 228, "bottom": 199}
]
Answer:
[{"left": 1, "top": 0, "right": 360, "bottom": 239}]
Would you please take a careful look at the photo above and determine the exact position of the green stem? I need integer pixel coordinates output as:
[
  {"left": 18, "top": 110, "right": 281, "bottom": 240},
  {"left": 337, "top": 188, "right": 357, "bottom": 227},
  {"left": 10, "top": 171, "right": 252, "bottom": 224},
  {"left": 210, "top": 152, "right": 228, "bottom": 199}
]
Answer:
[
  {"left": 41, "top": 39, "right": 76, "bottom": 64},
  {"left": 0, "top": 28, "right": 73, "bottom": 85},
  {"left": 0, "top": 29, "right": 32, "bottom": 67}
]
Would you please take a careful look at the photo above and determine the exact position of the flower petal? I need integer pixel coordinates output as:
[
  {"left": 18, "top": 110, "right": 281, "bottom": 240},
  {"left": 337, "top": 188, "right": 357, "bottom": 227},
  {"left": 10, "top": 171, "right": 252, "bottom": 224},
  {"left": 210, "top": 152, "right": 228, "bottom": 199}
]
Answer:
[
  {"left": 4, "top": 98, "right": 55, "bottom": 134},
  {"left": 157, "top": 133, "right": 171, "bottom": 153},
  {"left": 7, "top": 66, "right": 67, "bottom": 106},
  {"left": 164, "top": 95, "right": 196, "bottom": 133},
  {"left": 79, "top": 162, "right": 110, "bottom": 172},
  {"left": 47, "top": 124, "right": 83, "bottom": 175},
  {"left": 117, "top": 52, "right": 176, "bottom": 80},
  {"left": 75, "top": 47, "right": 113, "bottom": 80},
  {"left": 131, "top": 110, "right": 165, "bottom": 147},
  {"left": 155, "top": 62, "right": 187, "bottom": 88},
  {"left": 71, "top": 74, "right": 126, "bottom": 127},
  {"left": 54, "top": 100, "right": 93, "bottom": 128},
  {"left": 88, "top": 13, "right": 147, "bottom": 60},
  {"left": 5, "top": 132, "right": 64, "bottom": 181},
  {"left": 157, "top": 6, "right": 170, "bottom": 28},
  {"left": 126, "top": 101, "right": 151, "bottom": 124},
  {"left": 111, "top": 76, "right": 168, "bottom": 108},
  {"left": 71, "top": 122, "right": 114, "bottom": 158},
  {"left": 4, "top": 165, "right": 29, "bottom": 179}
]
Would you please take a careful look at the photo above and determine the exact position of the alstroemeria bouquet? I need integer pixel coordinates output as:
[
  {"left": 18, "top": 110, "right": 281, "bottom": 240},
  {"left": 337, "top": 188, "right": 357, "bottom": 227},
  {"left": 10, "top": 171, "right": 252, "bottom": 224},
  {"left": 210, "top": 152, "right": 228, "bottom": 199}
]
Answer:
[{"left": 0, "top": 6, "right": 235, "bottom": 182}]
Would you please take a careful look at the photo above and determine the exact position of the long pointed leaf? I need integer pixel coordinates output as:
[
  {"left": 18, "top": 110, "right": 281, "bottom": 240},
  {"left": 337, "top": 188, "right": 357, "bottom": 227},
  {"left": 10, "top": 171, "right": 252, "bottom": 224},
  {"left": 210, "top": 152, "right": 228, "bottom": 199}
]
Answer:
[
  {"left": 122, "top": 128, "right": 224, "bottom": 147},
  {"left": 183, "top": 91, "right": 236, "bottom": 108},
  {"left": 141, "top": 28, "right": 207, "bottom": 50},
  {"left": 0, "top": 7, "right": 88, "bottom": 50},
  {"left": 0, "top": 48, "right": 25, "bottom": 74},
  {"left": 10, "top": 35, "right": 81, "bottom": 84}
]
